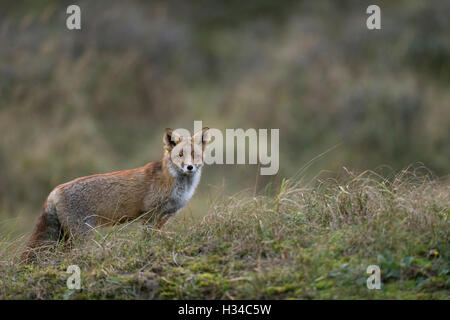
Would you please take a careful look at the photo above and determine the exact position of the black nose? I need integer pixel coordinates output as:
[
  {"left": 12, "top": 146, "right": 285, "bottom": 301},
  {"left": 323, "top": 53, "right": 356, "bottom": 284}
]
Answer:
[{"left": 187, "top": 165, "right": 193, "bottom": 171}]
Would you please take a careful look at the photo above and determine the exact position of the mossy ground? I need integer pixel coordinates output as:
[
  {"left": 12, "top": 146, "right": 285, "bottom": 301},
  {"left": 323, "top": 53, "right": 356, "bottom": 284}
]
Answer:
[{"left": 0, "top": 169, "right": 449, "bottom": 299}]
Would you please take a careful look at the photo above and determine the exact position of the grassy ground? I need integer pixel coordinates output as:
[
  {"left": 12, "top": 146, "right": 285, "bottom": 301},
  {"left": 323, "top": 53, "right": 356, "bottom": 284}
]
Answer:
[{"left": 0, "top": 168, "right": 448, "bottom": 299}]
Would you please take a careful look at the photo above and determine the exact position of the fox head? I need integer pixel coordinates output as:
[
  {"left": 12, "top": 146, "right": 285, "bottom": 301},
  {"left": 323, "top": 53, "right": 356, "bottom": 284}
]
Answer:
[{"left": 163, "top": 127, "right": 210, "bottom": 175}]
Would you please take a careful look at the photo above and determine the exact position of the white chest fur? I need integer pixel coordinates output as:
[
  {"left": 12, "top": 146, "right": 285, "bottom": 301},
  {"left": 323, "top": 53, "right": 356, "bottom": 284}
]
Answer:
[{"left": 163, "top": 169, "right": 201, "bottom": 215}]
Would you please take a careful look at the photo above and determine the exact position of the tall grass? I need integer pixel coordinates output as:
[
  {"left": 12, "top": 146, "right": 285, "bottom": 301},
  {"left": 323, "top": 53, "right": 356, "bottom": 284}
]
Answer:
[{"left": 0, "top": 168, "right": 448, "bottom": 299}]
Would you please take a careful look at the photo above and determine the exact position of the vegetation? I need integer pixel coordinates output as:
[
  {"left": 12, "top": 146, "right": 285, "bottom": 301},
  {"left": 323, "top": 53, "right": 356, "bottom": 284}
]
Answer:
[
  {"left": 1, "top": 169, "right": 448, "bottom": 299},
  {"left": 0, "top": 1, "right": 448, "bottom": 299}
]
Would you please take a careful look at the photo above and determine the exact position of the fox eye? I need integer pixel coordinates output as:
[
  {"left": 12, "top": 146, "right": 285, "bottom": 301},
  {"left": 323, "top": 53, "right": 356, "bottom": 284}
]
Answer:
[{"left": 178, "top": 151, "right": 183, "bottom": 157}]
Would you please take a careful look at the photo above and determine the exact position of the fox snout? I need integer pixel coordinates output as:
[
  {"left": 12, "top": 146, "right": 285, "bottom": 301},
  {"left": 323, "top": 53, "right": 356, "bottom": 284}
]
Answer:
[
  {"left": 169, "top": 148, "right": 204, "bottom": 175},
  {"left": 181, "top": 162, "right": 201, "bottom": 174}
]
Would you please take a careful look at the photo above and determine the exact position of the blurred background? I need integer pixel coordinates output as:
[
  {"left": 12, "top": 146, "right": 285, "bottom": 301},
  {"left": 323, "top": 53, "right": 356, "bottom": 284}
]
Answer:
[{"left": 0, "top": 0, "right": 449, "bottom": 236}]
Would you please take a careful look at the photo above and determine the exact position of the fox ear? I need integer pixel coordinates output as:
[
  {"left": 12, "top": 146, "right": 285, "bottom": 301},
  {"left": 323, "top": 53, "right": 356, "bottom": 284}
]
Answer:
[
  {"left": 194, "top": 127, "right": 211, "bottom": 149},
  {"left": 163, "top": 128, "right": 181, "bottom": 150}
]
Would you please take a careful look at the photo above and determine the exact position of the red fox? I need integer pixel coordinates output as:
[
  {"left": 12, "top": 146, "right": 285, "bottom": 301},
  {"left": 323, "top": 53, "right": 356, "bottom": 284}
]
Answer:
[{"left": 22, "top": 127, "right": 210, "bottom": 262}]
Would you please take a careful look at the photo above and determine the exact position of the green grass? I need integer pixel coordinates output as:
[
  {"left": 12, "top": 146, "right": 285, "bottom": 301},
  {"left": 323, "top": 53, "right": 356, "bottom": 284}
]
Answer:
[{"left": 0, "top": 169, "right": 449, "bottom": 299}]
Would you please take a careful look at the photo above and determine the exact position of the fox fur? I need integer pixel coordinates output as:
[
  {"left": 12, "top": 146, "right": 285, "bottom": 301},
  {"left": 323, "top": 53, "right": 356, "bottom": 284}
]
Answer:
[{"left": 21, "top": 127, "right": 210, "bottom": 263}]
